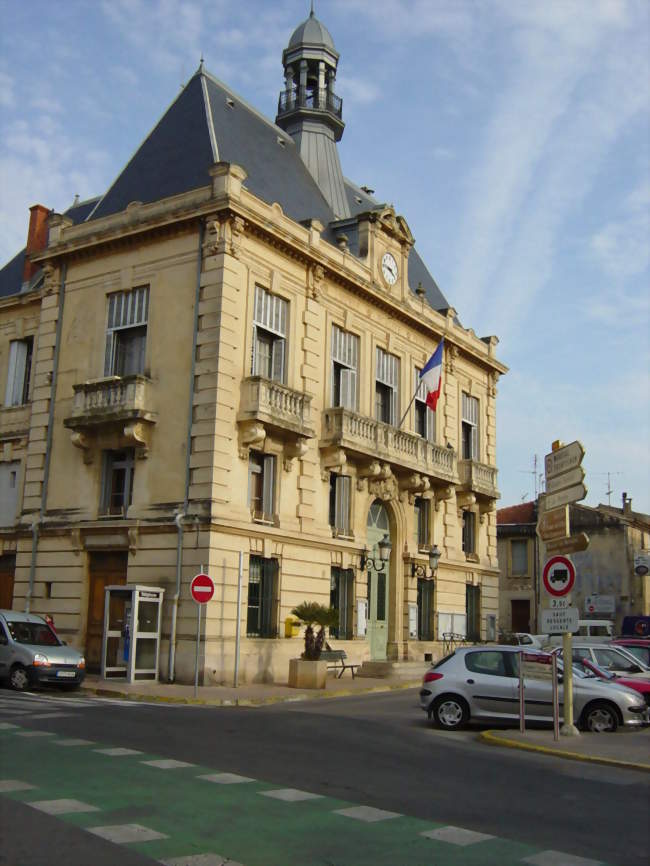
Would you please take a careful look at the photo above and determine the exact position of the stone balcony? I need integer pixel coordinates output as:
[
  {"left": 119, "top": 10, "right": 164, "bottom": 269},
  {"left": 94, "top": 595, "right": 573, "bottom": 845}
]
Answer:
[
  {"left": 320, "top": 407, "right": 457, "bottom": 485},
  {"left": 458, "top": 458, "right": 499, "bottom": 500},
  {"left": 237, "top": 377, "right": 314, "bottom": 465},
  {"left": 64, "top": 375, "right": 156, "bottom": 457}
]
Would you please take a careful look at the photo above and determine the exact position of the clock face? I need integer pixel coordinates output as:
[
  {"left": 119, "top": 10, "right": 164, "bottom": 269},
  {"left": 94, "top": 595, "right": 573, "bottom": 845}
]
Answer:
[{"left": 381, "top": 252, "right": 398, "bottom": 285}]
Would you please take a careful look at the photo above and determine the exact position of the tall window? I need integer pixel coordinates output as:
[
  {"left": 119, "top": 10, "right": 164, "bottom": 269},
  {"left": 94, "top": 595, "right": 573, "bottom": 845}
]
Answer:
[
  {"left": 510, "top": 539, "right": 529, "bottom": 576},
  {"left": 248, "top": 451, "right": 275, "bottom": 522},
  {"left": 330, "top": 567, "right": 354, "bottom": 639},
  {"left": 247, "top": 556, "right": 278, "bottom": 637},
  {"left": 252, "top": 285, "right": 288, "bottom": 382},
  {"left": 417, "top": 578, "right": 435, "bottom": 640},
  {"left": 101, "top": 450, "right": 135, "bottom": 515},
  {"left": 4, "top": 337, "right": 34, "bottom": 406},
  {"left": 329, "top": 473, "right": 351, "bottom": 537},
  {"left": 104, "top": 287, "right": 149, "bottom": 377},
  {"left": 414, "top": 367, "right": 435, "bottom": 441},
  {"left": 331, "top": 325, "right": 359, "bottom": 409},
  {"left": 462, "top": 510, "right": 476, "bottom": 555},
  {"left": 414, "top": 497, "right": 430, "bottom": 549},
  {"left": 466, "top": 584, "right": 481, "bottom": 641},
  {"left": 375, "top": 347, "right": 399, "bottom": 425},
  {"left": 461, "top": 392, "right": 479, "bottom": 460}
]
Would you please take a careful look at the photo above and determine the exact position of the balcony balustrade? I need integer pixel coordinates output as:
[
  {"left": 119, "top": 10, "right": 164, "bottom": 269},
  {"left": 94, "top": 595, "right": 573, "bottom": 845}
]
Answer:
[
  {"left": 238, "top": 377, "right": 314, "bottom": 440},
  {"left": 321, "top": 407, "right": 457, "bottom": 483},
  {"left": 458, "top": 458, "right": 499, "bottom": 499},
  {"left": 65, "top": 375, "right": 156, "bottom": 430}
]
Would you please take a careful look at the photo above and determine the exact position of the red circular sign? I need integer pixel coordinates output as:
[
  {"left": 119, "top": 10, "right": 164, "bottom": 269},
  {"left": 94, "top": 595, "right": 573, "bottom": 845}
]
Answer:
[
  {"left": 190, "top": 572, "right": 214, "bottom": 604},
  {"left": 542, "top": 555, "right": 576, "bottom": 597}
]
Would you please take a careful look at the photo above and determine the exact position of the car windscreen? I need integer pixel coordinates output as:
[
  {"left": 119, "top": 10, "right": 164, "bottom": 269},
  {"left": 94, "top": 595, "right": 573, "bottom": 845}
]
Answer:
[
  {"left": 6, "top": 620, "right": 61, "bottom": 647},
  {"left": 621, "top": 644, "right": 650, "bottom": 665}
]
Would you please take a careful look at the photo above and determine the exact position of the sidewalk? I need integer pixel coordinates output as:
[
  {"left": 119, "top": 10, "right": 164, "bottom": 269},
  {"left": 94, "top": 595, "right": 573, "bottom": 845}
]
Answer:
[
  {"left": 481, "top": 726, "right": 650, "bottom": 772},
  {"left": 79, "top": 672, "right": 423, "bottom": 707}
]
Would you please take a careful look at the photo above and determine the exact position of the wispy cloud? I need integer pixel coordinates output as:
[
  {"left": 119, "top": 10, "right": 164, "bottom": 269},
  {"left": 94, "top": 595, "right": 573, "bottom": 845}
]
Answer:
[{"left": 589, "top": 179, "right": 650, "bottom": 278}]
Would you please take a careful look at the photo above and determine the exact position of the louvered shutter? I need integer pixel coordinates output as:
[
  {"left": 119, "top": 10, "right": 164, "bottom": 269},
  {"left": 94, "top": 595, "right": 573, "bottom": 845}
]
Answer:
[
  {"left": 262, "top": 455, "right": 275, "bottom": 518},
  {"left": 261, "top": 558, "right": 277, "bottom": 637},
  {"left": 271, "top": 338, "right": 285, "bottom": 383},
  {"left": 335, "top": 475, "right": 351, "bottom": 535},
  {"left": 4, "top": 341, "right": 26, "bottom": 407},
  {"left": 462, "top": 393, "right": 479, "bottom": 459}
]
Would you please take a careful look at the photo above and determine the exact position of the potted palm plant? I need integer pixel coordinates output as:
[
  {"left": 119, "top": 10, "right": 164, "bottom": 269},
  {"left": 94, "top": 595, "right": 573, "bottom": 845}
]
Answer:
[{"left": 288, "top": 601, "right": 338, "bottom": 689}]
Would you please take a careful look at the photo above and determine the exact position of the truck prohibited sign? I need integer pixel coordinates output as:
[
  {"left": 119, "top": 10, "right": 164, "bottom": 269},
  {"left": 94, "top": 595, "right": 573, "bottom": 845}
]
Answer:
[{"left": 542, "top": 555, "right": 576, "bottom": 597}]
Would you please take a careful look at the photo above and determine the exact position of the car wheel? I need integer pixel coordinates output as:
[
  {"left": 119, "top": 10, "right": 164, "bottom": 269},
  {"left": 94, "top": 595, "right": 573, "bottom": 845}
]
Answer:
[
  {"left": 432, "top": 695, "right": 469, "bottom": 730},
  {"left": 9, "top": 664, "right": 30, "bottom": 692},
  {"left": 581, "top": 701, "right": 619, "bottom": 733}
]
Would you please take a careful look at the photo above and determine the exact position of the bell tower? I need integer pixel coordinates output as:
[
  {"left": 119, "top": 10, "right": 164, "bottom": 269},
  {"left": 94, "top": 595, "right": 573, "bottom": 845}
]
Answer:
[{"left": 276, "top": 7, "right": 350, "bottom": 218}]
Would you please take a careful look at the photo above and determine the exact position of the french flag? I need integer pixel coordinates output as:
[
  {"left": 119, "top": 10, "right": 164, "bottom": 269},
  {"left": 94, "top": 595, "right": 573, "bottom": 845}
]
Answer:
[{"left": 419, "top": 339, "right": 444, "bottom": 411}]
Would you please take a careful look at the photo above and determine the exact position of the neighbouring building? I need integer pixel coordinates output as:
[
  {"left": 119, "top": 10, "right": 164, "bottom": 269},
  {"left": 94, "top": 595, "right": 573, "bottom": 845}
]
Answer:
[
  {"left": 497, "top": 495, "right": 650, "bottom": 635},
  {"left": 496, "top": 501, "right": 539, "bottom": 635},
  {"left": 0, "top": 10, "right": 506, "bottom": 683}
]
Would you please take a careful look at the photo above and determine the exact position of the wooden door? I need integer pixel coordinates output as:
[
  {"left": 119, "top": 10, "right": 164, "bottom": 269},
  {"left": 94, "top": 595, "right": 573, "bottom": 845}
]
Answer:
[
  {"left": 511, "top": 599, "right": 531, "bottom": 633},
  {"left": 86, "top": 552, "right": 127, "bottom": 671},
  {"left": 366, "top": 500, "right": 390, "bottom": 661},
  {"left": 0, "top": 555, "right": 16, "bottom": 610}
]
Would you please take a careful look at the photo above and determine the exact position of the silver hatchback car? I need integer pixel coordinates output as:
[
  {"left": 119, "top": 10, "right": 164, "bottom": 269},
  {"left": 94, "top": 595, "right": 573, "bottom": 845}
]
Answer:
[
  {"left": 420, "top": 645, "right": 649, "bottom": 732},
  {"left": 0, "top": 610, "right": 86, "bottom": 691}
]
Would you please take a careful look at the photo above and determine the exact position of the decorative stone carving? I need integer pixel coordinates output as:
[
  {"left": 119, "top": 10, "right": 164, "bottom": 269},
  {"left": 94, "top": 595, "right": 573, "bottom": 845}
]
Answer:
[
  {"left": 70, "top": 431, "right": 93, "bottom": 464},
  {"left": 229, "top": 215, "right": 245, "bottom": 258},
  {"left": 457, "top": 491, "right": 477, "bottom": 516},
  {"left": 320, "top": 446, "right": 346, "bottom": 481},
  {"left": 398, "top": 473, "right": 431, "bottom": 504},
  {"left": 479, "top": 499, "right": 496, "bottom": 524},
  {"left": 368, "top": 471, "right": 398, "bottom": 502},
  {"left": 446, "top": 343, "right": 459, "bottom": 375},
  {"left": 283, "top": 438, "right": 309, "bottom": 472},
  {"left": 487, "top": 371, "right": 500, "bottom": 398},
  {"left": 42, "top": 263, "right": 57, "bottom": 295},
  {"left": 434, "top": 485, "right": 454, "bottom": 512},
  {"left": 238, "top": 421, "right": 266, "bottom": 459},
  {"left": 124, "top": 422, "right": 150, "bottom": 457},
  {"left": 308, "top": 263, "right": 325, "bottom": 299},
  {"left": 204, "top": 218, "right": 220, "bottom": 256}
]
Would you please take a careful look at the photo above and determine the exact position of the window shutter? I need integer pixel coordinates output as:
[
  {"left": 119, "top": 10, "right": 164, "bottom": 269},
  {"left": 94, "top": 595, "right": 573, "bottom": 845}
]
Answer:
[
  {"left": 261, "top": 558, "right": 277, "bottom": 637},
  {"left": 251, "top": 325, "right": 258, "bottom": 375},
  {"left": 271, "top": 337, "right": 285, "bottom": 383},
  {"left": 471, "top": 420, "right": 479, "bottom": 460},
  {"left": 335, "top": 475, "right": 351, "bottom": 534},
  {"left": 262, "top": 455, "right": 275, "bottom": 517},
  {"left": 4, "top": 341, "right": 24, "bottom": 407}
]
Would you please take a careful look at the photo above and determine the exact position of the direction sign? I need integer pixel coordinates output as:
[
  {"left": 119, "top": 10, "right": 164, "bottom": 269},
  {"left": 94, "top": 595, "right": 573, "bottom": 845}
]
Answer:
[
  {"left": 546, "top": 467, "right": 586, "bottom": 494},
  {"left": 538, "top": 506, "right": 568, "bottom": 541},
  {"left": 544, "top": 483, "right": 587, "bottom": 511},
  {"left": 190, "top": 572, "right": 215, "bottom": 604},
  {"left": 542, "top": 555, "right": 576, "bottom": 597},
  {"left": 544, "top": 531, "right": 590, "bottom": 556},
  {"left": 541, "top": 606, "right": 579, "bottom": 635},
  {"left": 545, "top": 441, "right": 585, "bottom": 479}
]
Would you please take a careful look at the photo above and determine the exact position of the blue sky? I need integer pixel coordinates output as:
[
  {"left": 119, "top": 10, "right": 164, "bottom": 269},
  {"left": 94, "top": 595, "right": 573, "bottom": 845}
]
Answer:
[{"left": 1, "top": 0, "right": 648, "bottom": 513}]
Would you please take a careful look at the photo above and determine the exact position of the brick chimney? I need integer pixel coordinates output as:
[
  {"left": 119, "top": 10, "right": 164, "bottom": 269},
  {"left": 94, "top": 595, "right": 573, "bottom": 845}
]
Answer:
[{"left": 22, "top": 204, "right": 50, "bottom": 284}]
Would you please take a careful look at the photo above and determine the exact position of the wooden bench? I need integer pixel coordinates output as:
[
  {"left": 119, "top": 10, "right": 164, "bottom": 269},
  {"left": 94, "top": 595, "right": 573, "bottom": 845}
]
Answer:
[{"left": 320, "top": 649, "right": 360, "bottom": 679}]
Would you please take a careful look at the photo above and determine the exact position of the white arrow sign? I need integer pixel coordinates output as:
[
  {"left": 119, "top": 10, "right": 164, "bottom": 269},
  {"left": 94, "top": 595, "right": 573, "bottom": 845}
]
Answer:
[
  {"left": 545, "top": 441, "right": 585, "bottom": 480},
  {"left": 546, "top": 466, "right": 586, "bottom": 494},
  {"left": 544, "top": 483, "right": 588, "bottom": 510}
]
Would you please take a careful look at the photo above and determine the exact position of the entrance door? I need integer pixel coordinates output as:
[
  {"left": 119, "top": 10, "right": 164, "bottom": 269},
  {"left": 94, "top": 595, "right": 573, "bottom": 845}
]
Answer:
[
  {"left": 0, "top": 555, "right": 16, "bottom": 610},
  {"left": 511, "top": 599, "right": 531, "bottom": 633},
  {"left": 86, "top": 552, "right": 127, "bottom": 672},
  {"left": 366, "top": 500, "right": 390, "bottom": 661}
]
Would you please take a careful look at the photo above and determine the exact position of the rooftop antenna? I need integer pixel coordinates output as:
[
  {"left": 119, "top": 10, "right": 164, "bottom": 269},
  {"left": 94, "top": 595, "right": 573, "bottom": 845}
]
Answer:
[
  {"left": 517, "top": 454, "right": 542, "bottom": 500},
  {"left": 592, "top": 471, "right": 622, "bottom": 506}
]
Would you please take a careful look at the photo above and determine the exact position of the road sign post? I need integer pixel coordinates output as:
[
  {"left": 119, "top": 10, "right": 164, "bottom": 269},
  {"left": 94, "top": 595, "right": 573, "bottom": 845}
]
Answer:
[{"left": 191, "top": 570, "right": 215, "bottom": 699}]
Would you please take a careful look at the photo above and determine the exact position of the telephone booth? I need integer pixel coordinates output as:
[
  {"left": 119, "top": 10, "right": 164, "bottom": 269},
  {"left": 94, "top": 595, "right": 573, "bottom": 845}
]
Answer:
[{"left": 101, "top": 585, "right": 165, "bottom": 682}]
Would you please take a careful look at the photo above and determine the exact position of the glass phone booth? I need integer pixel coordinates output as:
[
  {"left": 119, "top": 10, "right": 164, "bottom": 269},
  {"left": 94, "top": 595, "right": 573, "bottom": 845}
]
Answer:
[{"left": 101, "top": 585, "right": 165, "bottom": 682}]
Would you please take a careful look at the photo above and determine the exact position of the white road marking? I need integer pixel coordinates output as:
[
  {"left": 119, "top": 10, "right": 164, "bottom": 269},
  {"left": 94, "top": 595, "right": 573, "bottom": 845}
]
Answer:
[
  {"left": 29, "top": 798, "right": 100, "bottom": 815},
  {"left": 88, "top": 824, "right": 168, "bottom": 844},
  {"left": 260, "top": 788, "right": 323, "bottom": 802},
  {"left": 421, "top": 826, "right": 495, "bottom": 845},
  {"left": 334, "top": 805, "right": 401, "bottom": 822}
]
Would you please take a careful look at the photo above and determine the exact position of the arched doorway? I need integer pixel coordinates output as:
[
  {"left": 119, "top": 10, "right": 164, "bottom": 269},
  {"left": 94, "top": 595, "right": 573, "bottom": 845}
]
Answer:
[{"left": 366, "top": 499, "right": 390, "bottom": 661}]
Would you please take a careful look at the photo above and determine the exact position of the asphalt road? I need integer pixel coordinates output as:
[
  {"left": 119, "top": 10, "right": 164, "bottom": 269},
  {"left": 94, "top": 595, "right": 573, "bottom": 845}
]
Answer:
[{"left": 0, "top": 687, "right": 648, "bottom": 866}]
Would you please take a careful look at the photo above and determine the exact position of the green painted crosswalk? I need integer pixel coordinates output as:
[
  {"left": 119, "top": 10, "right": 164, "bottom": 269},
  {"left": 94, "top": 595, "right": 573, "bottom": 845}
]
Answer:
[{"left": 0, "top": 724, "right": 608, "bottom": 866}]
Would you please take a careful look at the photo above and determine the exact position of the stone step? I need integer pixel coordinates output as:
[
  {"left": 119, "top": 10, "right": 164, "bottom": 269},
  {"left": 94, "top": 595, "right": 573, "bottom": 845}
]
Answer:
[{"left": 356, "top": 660, "right": 429, "bottom": 680}]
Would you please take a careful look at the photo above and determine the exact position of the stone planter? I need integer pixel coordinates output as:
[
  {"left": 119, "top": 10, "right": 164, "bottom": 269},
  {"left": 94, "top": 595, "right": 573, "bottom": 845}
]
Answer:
[{"left": 288, "top": 658, "right": 327, "bottom": 689}]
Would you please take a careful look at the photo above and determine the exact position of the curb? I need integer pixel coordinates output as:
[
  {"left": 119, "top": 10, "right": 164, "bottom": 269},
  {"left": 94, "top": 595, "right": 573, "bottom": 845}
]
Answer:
[
  {"left": 80, "top": 678, "right": 422, "bottom": 708},
  {"left": 479, "top": 729, "right": 650, "bottom": 773}
]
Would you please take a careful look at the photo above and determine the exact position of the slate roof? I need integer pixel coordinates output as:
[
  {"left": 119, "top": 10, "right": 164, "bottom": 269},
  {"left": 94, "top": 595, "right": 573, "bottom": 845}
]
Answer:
[
  {"left": 1, "top": 67, "right": 449, "bottom": 311},
  {"left": 288, "top": 12, "right": 336, "bottom": 51}
]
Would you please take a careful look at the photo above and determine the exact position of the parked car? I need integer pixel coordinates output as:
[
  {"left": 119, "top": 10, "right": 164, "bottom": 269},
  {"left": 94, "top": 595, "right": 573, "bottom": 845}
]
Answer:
[
  {"left": 513, "top": 633, "right": 549, "bottom": 649},
  {"left": 579, "top": 658, "right": 650, "bottom": 706},
  {"left": 419, "top": 645, "right": 648, "bottom": 732},
  {"left": 555, "top": 643, "right": 650, "bottom": 679},
  {"left": 0, "top": 610, "right": 86, "bottom": 691},
  {"left": 611, "top": 639, "right": 650, "bottom": 668},
  {"left": 545, "top": 619, "right": 613, "bottom": 646}
]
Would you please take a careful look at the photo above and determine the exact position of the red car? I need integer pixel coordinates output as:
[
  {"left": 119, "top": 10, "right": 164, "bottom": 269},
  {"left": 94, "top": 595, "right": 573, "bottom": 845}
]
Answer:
[
  {"left": 611, "top": 639, "right": 650, "bottom": 668},
  {"left": 580, "top": 658, "right": 650, "bottom": 706}
]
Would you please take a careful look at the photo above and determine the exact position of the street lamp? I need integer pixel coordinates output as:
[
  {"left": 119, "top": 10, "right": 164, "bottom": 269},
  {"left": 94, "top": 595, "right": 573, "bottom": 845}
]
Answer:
[
  {"left": 359, "top": 534, "right": 392, "bottom": 572},
  {"left": 411, "top": 544, "right": 441, "bottom": 579}
]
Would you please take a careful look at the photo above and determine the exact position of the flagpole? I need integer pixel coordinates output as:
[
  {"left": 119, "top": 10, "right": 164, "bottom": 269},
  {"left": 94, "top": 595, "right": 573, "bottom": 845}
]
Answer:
[{"left": 397, "top": 392, "right": 418, "bottom": 431}]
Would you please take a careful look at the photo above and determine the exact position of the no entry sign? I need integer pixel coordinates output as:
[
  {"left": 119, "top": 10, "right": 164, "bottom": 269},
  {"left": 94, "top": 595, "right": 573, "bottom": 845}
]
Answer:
[
  {"left": 542, "top": 555, "right": 576, "bottom": 597},
  {"left": 191, "top": 572, "right": 215, "bottom": 604}
]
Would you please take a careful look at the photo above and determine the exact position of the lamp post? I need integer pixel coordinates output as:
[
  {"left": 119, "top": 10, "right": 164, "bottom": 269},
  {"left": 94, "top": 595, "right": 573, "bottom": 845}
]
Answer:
[
  {"left": 359, "top": 534, "right": 392, "bottom": 572},
  {"left": 411, "top": 544, "right": 441, "bottom": 579}
]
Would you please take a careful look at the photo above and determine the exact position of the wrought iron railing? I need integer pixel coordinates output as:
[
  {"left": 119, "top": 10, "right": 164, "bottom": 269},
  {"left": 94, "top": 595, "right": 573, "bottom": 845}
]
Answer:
[{"left": 277, "top": 88, "right": 343, "bottom": 119}]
